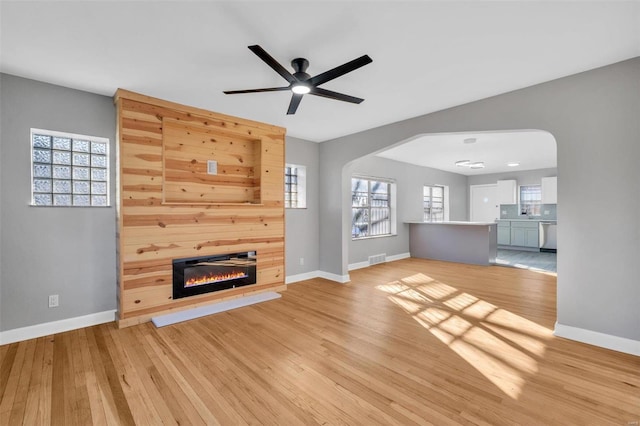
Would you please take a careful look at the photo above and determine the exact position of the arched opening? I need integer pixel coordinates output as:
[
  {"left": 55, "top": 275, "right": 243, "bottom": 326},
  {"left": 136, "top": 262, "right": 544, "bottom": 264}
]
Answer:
[{"left": 342, "top": 129, "right": 558, "bottom": 274}]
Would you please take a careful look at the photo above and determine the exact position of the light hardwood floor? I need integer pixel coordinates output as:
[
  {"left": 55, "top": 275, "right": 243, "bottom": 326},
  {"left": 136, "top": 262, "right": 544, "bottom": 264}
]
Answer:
[{"left": 1, "top": 258, "right": 639, "bottom": 425}]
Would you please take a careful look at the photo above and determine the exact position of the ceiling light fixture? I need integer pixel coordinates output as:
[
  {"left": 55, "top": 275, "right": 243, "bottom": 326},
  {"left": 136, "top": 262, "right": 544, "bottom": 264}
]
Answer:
[
  {"left": 463, "top": 137, "right": 477, "bottom": 144},
  {"left": 507, "top": 162, "right": 520, "bottom": 167},
  {"left": 291, "top": 83, "right": 311, "bottom": 94},
  {"left": 455, "top": 160, "right": 484, "bottom": 169}
]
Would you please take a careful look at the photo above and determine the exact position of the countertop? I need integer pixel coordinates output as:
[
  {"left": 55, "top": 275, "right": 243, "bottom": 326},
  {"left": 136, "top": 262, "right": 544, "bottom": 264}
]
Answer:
[
  {"left": 406, "top": 221, "right": 497, "bottom": 226},
  {"left": 497, "top": 219, "right": 557, "bottom": 223}
]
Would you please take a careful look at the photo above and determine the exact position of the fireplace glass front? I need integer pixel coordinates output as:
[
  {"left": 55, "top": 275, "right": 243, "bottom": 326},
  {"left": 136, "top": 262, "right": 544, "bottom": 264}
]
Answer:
[{"left": 172, "top": 251, "right": 257, "bottom": 300}]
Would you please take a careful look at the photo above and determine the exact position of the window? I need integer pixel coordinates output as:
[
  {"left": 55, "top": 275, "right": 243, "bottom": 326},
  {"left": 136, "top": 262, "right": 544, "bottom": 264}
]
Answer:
[
  {"left": 284, "top": 164, "right": 306, "bottom": 208},
  {"left": 424, "top": 185, "right": 445, "bottom": 222},
  {"left": 519, "top": 185, "right": 541, "bottom": 216},
  {"left": 351, "top": 177, "right": 392, "bottom": 239},
  {"left": 31, "top": 129, "right": 110, "bottom": 207}
]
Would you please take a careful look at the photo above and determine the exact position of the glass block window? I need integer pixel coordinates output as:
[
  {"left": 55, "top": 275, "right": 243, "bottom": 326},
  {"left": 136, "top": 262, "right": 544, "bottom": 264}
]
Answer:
[
  {"left": 352, "top": 177, "right": 392, "bottom": 239},
  {"left": 31, "top": 129, "right": 110, "bottom": 207},
  {"left": 424, "top": 185, "right": 445, "bottom": 222},
  {"left": 284, "top": 164, "right": 306, "bottom": 208},
  {"left": 519, "top": 184, "right": 542, "bottom": 216}
]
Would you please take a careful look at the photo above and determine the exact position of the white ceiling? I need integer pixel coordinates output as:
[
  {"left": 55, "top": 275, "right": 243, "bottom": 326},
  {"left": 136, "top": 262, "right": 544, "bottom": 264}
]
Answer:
[
  {"left": 376, "top": 130, "right": 557, "bottom": 176},
  {"left": 1, "top": 1, "right": 639, "bottom": 144}
]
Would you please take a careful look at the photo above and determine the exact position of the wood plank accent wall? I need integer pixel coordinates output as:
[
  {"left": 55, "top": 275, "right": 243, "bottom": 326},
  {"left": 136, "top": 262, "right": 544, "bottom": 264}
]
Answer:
[{"left": 114, "top": 89, "right": 286, "bottom": 327}]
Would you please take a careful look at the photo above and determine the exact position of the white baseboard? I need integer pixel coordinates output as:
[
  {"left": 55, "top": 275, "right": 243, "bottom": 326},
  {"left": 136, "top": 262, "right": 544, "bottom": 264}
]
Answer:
[
  {"left": 286, "top": 270, "right": 350, "bottom": 284},
  {"left": 288, "top": 254, "right": 411, "bottom": 285},
  {"left": 286, "top": 270, "right": 321, "bottom": 284},
  {"left": 554, "top": 322, "right": 640, "bottom": 356},
  {"left": 387, "top": 252, "right": 411, "bottom": 262},
  {"left": 317, "top": 271, "right": 351, "bottom": 283},
  {"left": 0, "top": 310, "right": 116, "bottom": 345},
  {"left": 348, "top": 261, "right": 369, "bottom": 271},
  {"left": 348, "top": 252, "right": 411, "bottom": 271}
]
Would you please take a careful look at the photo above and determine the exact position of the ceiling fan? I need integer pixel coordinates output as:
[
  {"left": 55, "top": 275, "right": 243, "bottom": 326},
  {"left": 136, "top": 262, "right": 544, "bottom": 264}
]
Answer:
[{"left": 223, "top": 45, "right": 373, "bottom": 115}]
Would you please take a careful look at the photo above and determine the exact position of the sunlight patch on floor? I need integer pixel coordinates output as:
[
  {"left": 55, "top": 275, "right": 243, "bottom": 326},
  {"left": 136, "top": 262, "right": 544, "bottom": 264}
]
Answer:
[{"left": 377, "top": 273, "right": 552, "bottom": 400}]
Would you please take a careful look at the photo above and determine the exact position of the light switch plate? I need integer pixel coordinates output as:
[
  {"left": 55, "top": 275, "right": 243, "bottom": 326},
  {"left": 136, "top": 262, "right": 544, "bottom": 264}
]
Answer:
[{"left": 207, "top": 160, "right": 218, "bottom": 175}]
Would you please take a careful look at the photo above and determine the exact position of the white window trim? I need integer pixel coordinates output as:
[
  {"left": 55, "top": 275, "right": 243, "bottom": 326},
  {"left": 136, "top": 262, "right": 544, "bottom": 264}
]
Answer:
[
  {"left": 30, "top": 128, "right": 110, "bottom": 207},
  {"left": 351, "top": 175, "right": 396, "bottom": 240},
  {"left": 285, "top": 163, "right": 307, "bottom": 209},
  {"left": 423, "top": 184, "right": 449, "bottom": 222},
  {"left": 518, "top": 184, "right": 542, "bottom": 217}
]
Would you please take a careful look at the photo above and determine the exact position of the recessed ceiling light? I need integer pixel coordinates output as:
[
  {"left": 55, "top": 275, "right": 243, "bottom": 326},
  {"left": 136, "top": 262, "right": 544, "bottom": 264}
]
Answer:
[
  {"left": 507, "top": 162, "right": 520, "bottom": 167},
  {"left": 463, "top": 138, "right": 477, "bottom": 144},
  {"left": 455, "top": 160, "right": 471, "bottom": 166},
  {"left": 470, "top": 162, "right": 485, "bottom": 169}
]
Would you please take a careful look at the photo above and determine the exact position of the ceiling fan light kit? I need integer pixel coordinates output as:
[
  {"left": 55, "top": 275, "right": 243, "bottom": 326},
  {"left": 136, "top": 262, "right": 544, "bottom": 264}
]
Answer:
[{"left": 223, "top": 45, "right": 373, "bottom": 115}]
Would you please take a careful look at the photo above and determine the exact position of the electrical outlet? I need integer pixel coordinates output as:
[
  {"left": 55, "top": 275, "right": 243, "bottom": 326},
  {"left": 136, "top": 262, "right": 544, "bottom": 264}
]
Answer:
[
  {"left": 48, "top": 294, "right": 59, "bottom": 308},
  {"left": 299, "top": 257, "right": 304, "bottom": 266}
]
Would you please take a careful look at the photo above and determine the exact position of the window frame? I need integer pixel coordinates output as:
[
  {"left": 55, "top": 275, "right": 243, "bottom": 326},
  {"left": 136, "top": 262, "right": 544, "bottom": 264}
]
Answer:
[
  {"left": 519, "top": 184, "right": 542, "bottom": 216},
  {"left": 30, "top": 128, "right": 110, "bottom": 207},
  {"left": 284, "top": 163, "right": 306, "bottom": 209},
  {"left": 423, "top": 184, "right": 446, "bottom": 222},
  {"left": 351, "top": 176, "right": 394, "bottom": 240}
]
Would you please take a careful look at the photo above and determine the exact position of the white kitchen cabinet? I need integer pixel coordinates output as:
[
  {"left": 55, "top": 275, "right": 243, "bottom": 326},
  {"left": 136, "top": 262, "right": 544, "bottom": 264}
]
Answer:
[
  {"left": 497, "top": 221, "right": 511, "bottom": 245},
  {"left": 510, "top": 221, "right": 539, "bottom": 248},
  {"left": 541, "top": 176, "right": 557, "bottom": 204},
  {"left": 497, "top": 180, "right": 517, "bottom": 205}
]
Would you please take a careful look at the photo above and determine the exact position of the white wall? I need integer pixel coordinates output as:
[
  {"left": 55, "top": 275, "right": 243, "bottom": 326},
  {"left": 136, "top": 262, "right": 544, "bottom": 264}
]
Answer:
[
  {"left": 285, "top": 136, "right": 320, "bottom": 278},
  {"left": 0, "top": 74, "right": 117, "bottom": 332}
]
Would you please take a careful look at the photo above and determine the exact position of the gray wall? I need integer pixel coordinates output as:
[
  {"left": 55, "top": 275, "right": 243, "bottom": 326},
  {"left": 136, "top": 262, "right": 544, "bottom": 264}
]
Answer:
[
  {"left": 347, "top": 155, "right": 467, "bottom": 265},
  {"left": 467, "top": 167, "right": 557, "bottom": 187},
  {"left": 318, "top": 57, "right": 640, "bottom": 341},
  {"left": 0, "top": 74, "right": 117, "bottom": 331},
  {"left": 285, "top": 136, "right": 320, "bottom": 277}
]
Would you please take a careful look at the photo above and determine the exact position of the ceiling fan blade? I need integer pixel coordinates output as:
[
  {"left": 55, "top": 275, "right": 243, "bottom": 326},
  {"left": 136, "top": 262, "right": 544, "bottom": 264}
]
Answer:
[
  {"left": 307, "top": 55, "right": 372, "bottom": 87},
  {"left": 310, "top": 87, "right": 364, "bottom": 104},
  {"left": 287, "top": 93, "right": 303, "bottom": 115},
  {"left": 223, "top": 87, "right": 290, "bottom": 95},
  {"left": 248, "top": 45, "right": 296, "bottom": 84}
]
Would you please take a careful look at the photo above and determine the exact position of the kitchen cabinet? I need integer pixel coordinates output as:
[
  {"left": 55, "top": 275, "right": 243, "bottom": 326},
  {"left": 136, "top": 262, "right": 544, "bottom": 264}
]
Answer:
[
  {"left": 541, "top": 176, "right": 557, "bottom": 204},
  {"left": 497, "top": 180, "right": 517, "bottom": 204},
  {"left": 497, "top": 221, "right": 511, "bottom": 245},
  {"left": 510, "top": 221, "right": 539, "bottom": 248}
]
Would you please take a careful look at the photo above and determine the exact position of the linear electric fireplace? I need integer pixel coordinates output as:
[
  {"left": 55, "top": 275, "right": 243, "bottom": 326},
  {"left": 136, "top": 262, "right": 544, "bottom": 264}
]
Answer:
[{"left": 172, "top": 251, "right": 257, "bottom": 300}]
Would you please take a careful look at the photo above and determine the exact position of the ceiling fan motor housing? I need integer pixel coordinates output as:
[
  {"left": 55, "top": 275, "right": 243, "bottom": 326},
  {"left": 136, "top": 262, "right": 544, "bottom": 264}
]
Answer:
[{"left": 291, "top": 58, "right": 310, "bottom": 81}]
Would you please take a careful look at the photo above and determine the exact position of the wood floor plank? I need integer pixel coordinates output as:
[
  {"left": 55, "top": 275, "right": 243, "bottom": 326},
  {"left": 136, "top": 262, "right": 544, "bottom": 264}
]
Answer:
[
  {"left": 1, "top": 258, "right": 639, "bottom": 425},
  {"left": 21, "top": 337, "right": 45, "bottom": 425}
]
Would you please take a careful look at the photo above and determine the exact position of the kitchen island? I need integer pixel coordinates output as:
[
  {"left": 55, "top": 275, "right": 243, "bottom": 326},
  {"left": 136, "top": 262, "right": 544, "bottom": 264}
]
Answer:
[{"left": 407, "top": 221, "right": 497, "bottom": 265}]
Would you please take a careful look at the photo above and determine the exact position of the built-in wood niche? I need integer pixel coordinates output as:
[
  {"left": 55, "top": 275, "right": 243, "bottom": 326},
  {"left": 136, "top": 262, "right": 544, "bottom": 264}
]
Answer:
[
  {"left": 162, "top": 118, "right": 262, "bottom": 205},
  {"left": 115, "top": 89, "right": 286, "bottom": 328}
]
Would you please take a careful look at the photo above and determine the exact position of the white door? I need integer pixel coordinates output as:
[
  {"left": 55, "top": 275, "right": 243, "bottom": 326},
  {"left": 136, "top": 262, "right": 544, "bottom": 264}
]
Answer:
[{"left": 470, "top": 184, "right": 499, "bottom": 222}]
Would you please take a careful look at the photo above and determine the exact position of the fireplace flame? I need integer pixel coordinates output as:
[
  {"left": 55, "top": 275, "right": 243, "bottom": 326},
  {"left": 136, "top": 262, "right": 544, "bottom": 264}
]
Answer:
[{"left": 185, "top": 271, "right": 248, "bottom": 288}]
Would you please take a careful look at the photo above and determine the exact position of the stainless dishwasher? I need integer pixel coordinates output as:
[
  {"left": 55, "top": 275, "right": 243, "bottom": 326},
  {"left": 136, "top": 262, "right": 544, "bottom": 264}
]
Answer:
[{"left": 539, "top": 222, "right": 557, "bottom": 252}]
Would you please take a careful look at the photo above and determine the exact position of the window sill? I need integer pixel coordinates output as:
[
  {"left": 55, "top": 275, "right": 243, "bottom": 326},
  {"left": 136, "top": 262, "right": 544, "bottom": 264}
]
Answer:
[{"left": 352, "top": 233, "right": 397, "bottom": 241}]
